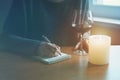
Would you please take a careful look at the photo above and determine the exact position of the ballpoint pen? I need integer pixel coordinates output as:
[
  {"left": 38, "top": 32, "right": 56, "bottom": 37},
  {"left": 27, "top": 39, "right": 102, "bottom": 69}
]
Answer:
[{"left": 42, "top": 35, "right": 51, "bottom": 43}]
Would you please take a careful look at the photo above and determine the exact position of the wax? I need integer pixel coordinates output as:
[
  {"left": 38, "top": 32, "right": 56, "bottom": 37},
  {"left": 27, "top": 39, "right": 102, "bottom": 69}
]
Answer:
[{"left": 88, "top": 35, "right": 111, "bottom": 65}]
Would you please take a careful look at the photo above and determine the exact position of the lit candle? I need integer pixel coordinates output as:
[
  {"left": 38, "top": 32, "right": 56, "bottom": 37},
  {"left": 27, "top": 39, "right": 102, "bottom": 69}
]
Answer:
[{"left": 88, "top": 35, "right": 111, "bottom": 65}]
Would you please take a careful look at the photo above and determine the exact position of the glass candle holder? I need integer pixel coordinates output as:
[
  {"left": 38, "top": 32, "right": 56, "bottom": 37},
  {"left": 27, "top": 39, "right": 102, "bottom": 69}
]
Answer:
[{"left": 88, "top": 35, "right": 111, "bottom": 65}]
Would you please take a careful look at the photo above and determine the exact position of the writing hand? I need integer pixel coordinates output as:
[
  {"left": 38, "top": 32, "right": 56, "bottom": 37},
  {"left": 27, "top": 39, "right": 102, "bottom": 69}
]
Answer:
[{"left": 37, "top": 42, "right": 61, "bottom": 58}]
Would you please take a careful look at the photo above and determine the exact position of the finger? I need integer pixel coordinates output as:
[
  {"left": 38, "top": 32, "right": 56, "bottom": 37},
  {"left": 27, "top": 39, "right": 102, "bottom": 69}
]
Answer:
[
  {"left": 51, "top": 44, "right": 61, "bottom": 55},
  {"left": 47, "top": 43, "right": 62, "bottom": 56},
  {"left": 56, "top": 50, "right": 61, "bottom": 55}
]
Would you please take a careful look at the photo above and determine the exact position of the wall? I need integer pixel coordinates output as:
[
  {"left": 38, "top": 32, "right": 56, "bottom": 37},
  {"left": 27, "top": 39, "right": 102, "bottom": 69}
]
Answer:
[{"left": 91, "top": 22, "right": 120, "bottom": 45}]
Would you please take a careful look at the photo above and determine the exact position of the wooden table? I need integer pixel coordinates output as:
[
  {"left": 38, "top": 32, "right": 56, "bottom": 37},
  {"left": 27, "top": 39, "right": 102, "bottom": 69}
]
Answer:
[{"left": 0, "top": 46, "right": 120, "bottom": 80}]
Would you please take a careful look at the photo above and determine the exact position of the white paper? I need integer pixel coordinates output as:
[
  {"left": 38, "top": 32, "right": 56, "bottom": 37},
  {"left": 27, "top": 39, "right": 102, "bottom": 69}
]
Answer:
[{"left": 32, "top": 53, "right": 71, "bottom": 64}]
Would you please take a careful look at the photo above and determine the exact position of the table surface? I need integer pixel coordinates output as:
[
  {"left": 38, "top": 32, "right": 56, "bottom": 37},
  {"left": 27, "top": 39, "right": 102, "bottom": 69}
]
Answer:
[{"left": 0, "top": 45, "right": 120, "bottom": 80}]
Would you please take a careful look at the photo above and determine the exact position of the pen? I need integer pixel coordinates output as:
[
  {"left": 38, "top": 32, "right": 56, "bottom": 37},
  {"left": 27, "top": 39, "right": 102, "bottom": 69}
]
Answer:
[{"left": 42, "top": 35, "right": 51, "bottom": 43}]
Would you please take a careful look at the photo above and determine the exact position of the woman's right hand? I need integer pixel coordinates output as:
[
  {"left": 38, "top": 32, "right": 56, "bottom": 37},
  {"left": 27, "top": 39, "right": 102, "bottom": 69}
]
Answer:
[{"left": 37, "top": 42, "right": 61, "bottom": 58}]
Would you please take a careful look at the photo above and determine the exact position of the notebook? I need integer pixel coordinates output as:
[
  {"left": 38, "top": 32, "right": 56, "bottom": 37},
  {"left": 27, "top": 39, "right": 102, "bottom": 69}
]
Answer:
[{"left": 32, "top": 53, "right": 71, "bottom": 64}]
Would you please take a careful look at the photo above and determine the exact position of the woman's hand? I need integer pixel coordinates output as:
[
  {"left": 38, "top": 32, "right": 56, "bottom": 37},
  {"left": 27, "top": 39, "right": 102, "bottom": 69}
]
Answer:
[{"left": 37, "top": 42, "right": 61, "bottom": 58}]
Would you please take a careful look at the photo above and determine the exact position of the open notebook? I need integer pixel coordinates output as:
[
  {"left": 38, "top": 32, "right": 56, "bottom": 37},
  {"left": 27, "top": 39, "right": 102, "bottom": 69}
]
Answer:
[{"left": 32, "top": 53, "right": 71, "bottom": 64}]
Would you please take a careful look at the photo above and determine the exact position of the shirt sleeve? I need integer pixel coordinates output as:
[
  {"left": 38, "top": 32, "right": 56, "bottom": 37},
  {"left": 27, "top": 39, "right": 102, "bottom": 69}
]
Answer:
[{"left": 0, "top": 33, "right": 41, "bottom": 56}]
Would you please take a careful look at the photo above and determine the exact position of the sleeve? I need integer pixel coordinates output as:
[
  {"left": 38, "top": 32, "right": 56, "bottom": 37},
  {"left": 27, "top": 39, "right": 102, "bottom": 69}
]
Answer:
[{"left": 0, "top": 33, "right": 41, "bottom": 56}]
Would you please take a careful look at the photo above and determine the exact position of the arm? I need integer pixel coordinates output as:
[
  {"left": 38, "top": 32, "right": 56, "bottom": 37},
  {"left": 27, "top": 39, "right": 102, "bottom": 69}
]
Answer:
[
  {"left": 0, "top": 33, "right": 40, "bottom": 56},
  {"left": 0, "top": 33, "right": 61, "bottom": 57}
]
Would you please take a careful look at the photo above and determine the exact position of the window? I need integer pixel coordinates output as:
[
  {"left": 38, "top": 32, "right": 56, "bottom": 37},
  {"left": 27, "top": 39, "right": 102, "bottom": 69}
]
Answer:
[
  {"left": 89, "top": 0, "right": 120, "bottom": 20},
  {"left": 93, "top": 0, "right": 120, "bottom": 6}
]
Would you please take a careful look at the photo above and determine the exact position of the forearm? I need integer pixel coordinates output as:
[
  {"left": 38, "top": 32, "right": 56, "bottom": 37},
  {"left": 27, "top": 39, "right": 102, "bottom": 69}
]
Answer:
[{"left": 0, "top": 33, "right": 41, "bottom": 56}]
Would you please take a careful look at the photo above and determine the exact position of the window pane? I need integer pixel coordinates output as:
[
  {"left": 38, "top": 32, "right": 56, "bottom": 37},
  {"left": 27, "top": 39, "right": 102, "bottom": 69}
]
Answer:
[
  {"left": 89, "top": 0, "right": 120, "bottom": 19},
  {"left": 93, "top": 0, "right": 120, "bottom": 6}
]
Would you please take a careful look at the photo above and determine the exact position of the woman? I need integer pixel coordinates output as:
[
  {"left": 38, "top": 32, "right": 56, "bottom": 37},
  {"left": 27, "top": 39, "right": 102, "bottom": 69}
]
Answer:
[{"left": 0, "top": 0, "right": 86, "bottom": 57}]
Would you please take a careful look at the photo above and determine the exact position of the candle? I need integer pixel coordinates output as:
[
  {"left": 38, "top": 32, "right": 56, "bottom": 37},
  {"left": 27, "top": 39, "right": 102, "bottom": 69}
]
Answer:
[{"left": 88, "top": 35, "right": 111, "bottom": 65}]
